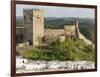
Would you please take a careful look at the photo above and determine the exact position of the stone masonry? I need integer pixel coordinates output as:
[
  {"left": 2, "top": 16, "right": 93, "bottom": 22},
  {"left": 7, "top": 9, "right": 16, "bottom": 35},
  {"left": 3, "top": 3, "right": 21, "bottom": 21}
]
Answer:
[{"left": 23, "top": 9, "right": 44, "bottom": 46}]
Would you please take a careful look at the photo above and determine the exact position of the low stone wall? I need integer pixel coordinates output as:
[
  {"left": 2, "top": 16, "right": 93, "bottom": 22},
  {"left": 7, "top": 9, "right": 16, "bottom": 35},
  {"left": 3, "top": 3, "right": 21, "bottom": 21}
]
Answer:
[
  {"left": 79, "top": 32, "right": 94, "bottom": 45},
  {"left": 16, "top": 57, "right": 95, "bottom": 73},
  {"left": 17, "top": 42, "right": 29, "bottom": 48}
]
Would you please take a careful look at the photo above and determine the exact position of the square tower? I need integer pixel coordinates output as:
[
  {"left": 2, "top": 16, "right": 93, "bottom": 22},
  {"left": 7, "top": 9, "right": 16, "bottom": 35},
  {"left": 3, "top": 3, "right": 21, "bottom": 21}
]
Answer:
[
  {"left": 64, "top": 21, "right": 79, "bottom": 38},
  {"left": 23, "top": 9, "right": 44, "bottom": 46}
]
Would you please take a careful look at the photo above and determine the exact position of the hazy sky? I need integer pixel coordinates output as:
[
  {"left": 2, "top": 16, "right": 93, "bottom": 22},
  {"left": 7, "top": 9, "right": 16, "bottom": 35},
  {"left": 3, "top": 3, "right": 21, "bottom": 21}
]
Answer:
[{"left": 16, "top": 4, "right": 95, "bottom": 18}]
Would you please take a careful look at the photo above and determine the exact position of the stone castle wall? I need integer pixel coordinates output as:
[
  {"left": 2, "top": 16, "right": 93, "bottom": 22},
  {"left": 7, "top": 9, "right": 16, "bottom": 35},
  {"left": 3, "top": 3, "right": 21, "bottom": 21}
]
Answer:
[
  {"left": 44, "top": 24, "right": 78, "bottom": 37},
  {"left": 16, "top": 27, "right": 24, "bottom": 44},
  {"left": 44, "top": 29, "right": 65, "bottom": 37},
  {"left": 78, "top": 32, "right": 93, "bottom": 45}
]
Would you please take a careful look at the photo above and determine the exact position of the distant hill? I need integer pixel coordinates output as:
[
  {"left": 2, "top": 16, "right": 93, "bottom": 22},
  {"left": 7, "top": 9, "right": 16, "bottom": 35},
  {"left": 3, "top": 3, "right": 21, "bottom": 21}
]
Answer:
[
  {"left": 44, "top": 17, "right": 94, "bottom": 43},
  {"left": 16, "top": 16, "right": 95, "bottom": 43}
]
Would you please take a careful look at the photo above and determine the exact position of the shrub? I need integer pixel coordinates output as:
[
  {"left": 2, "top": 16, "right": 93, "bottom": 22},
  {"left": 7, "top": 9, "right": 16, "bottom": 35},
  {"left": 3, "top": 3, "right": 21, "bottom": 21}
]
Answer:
[{"left": 19, "top": 39, "right": 95, "bottom": 61}]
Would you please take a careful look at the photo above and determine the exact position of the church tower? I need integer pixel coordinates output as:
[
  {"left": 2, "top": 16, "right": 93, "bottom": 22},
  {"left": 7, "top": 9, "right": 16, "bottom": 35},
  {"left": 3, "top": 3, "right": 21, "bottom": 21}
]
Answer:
[{"left": 23, "top": 9, "right": 44, "bottom": 46}]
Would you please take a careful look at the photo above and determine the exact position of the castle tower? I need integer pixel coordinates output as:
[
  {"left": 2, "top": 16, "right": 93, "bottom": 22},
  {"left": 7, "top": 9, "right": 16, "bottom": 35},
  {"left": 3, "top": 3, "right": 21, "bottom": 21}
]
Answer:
[
  {"left": 64, "top": 21, "right": 80, "bottom": 39},
  {"left": 75, "top": 21, "right": 80, "bottom": 38},
  {"left": 23, "top": 9, "right": 44, "bottom": 46}
]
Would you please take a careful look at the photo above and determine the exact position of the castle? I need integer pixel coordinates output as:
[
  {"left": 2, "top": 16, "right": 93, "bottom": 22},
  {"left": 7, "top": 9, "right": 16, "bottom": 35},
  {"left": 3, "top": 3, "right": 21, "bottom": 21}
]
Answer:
[{"left": 16, "top": 9, "right": 93, "bottom": 47}]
